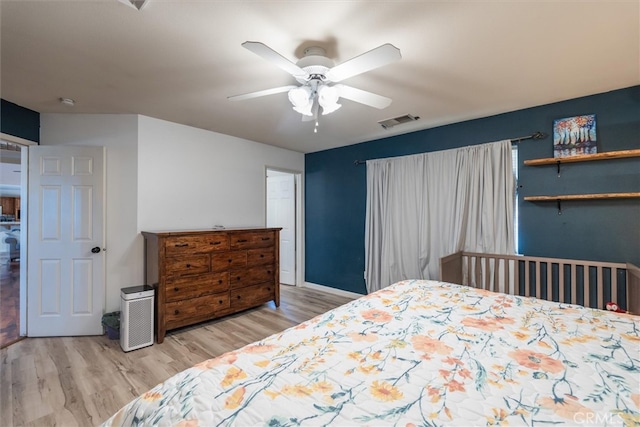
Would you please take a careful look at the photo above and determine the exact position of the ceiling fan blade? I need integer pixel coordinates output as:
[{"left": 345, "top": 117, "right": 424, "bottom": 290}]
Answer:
[
  {"left": 335, "top": 84, "right": 392, "bottom": 109},
  {"left": 326, "top": 43, "right": 401, "bottom": 83},
  {"left": 228, "top": 85, "right": 297, "bottom": 101},
  {"left": 242, "top": 41, "right": 309, "bottom": 79}
]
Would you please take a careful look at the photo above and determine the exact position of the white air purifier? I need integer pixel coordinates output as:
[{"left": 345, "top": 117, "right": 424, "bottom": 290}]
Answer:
[{"left": 120, "top": 285, "right": 155, "bottom": 352}]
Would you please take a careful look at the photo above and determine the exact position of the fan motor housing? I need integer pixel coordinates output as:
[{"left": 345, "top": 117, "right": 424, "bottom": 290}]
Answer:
[{"left": 295, "top": 47, "right": 334, "bottom": 83}]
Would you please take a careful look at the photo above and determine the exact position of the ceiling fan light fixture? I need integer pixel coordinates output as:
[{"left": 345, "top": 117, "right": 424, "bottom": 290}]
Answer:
[
  {"left": 292, "top": 104, "right": 314, "bottom": 116},
  {"left": 320, "top": 102, "right": 341, "bottom": 115},
  {"left": 288, "top": 86, "right": 314, "bottom": 116},
  {"left": 317, "top": 85, "right": 341, "bottom": 115}
]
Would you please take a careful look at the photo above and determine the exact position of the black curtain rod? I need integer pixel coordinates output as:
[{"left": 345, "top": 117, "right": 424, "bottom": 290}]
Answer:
[
  {"left": 510, "top": 131, "right": 547, "bottom": 143},
  {"left": 354, "top": 131, "right": 547, "bottom": 165}
]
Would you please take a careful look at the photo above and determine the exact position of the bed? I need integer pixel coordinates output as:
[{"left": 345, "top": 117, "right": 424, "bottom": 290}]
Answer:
[{"left": 103, "top": 278, "right": 639, "bottom": 426}]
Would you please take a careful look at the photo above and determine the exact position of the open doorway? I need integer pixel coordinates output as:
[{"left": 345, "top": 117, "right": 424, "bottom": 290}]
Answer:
[
  {"left": 266, "top": 168, "right": 301, "bottom": 287},
  {"left": 0, "top": 138, "right": 28, "bottom": 347}
]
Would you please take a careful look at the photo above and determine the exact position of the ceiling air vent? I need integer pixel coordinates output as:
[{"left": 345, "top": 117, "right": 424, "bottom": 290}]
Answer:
[{"left": 378, "top": 114, "right": 420, "bottom": 130}]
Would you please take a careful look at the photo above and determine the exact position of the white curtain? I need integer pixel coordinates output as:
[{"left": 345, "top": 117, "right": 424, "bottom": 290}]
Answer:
[{"left": 364, "top": 140, "right": 515, "bottom": 293}]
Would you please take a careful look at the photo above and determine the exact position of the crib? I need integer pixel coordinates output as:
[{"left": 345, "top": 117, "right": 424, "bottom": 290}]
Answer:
[{"left": 440, "top": 251, "right": 640, "bottom": 315}]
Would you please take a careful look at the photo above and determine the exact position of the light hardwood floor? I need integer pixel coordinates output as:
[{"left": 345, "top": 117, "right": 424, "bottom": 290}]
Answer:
[
  {"left": 0, "top": 285, "right": 356, "bottom": 427},
  {"left": 0, "top": 259, "right": 22, "bottom": 348}
]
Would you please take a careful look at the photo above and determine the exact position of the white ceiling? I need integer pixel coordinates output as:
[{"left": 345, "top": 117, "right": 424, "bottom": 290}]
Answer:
[{"left": 1, "top": 1, "right": 638, "bottom": 154}]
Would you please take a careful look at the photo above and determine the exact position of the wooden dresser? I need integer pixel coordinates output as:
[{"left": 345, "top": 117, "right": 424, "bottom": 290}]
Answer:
[{"left": 141, "top": 227, "right": 281, "bottom": 343}]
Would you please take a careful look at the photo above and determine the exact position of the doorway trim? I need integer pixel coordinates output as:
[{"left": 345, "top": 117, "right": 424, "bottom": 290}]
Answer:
[
  {"left": 1, "top": 132, "right": 37, "bottom": 337},
  {"left": 265, "top": 166, "right": 303, "bottom": 287},
  {"left": 0, "top": 133, "right": 37, "bottom": 147}
]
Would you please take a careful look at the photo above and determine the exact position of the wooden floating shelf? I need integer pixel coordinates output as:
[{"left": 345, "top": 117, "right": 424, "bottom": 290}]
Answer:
[
  {"left": 524, "top": 149, "right": 640, "bottom": 166},
  {"left": 524, "top": 192, "right": 640, "bottom": 202}
]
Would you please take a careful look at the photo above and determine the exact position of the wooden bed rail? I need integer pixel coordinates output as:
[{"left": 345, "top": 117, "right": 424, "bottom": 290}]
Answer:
[{"left": 440, "top": 251, "right": 640, "bottom": 314}]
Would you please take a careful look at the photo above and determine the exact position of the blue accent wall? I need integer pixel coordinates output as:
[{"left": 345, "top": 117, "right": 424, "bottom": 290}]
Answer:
[
  {"left": 305, "top": 86, "right": 640, "bottom": 294},
  {"left": 1, "top": 99, "right": 40, "bottom": 143}
]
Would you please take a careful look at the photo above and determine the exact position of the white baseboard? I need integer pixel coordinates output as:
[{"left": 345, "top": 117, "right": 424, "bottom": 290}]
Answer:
[{"left": 302, "top": 282, "right": 364, "bottom": 299}]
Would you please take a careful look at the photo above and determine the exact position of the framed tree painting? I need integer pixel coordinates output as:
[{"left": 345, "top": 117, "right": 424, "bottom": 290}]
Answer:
[{"left": 553, "top": 114, "right": 597, "bottom": 158}]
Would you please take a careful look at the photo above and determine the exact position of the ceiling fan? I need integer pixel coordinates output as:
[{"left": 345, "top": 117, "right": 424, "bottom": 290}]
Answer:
[{"left": 228, "top": 41, "right": 401, "bottom": 120}]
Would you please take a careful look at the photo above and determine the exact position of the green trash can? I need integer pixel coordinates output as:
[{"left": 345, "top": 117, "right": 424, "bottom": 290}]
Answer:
[{"left": 101, "top": 311, "right": 120, "bottom": 340}]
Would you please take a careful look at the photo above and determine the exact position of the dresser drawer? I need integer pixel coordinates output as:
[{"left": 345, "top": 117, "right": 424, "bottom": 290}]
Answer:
[
  {"left": 165, "top": 293, "right": 231, "bottom": 330},
  {"left": 229, "top": 265, "right": 275, "bottom": 289},
  {"left": 230, "top": 283, "right": 275, "bottom": 309},
  {"left": 165, "top": 272, "right": 229, "bottom": 302},
  {"left": 247, "top": 248, "right": 274, "bottom": 266},
  {"left": 165, "top": 255, "right": 210, "bottom": 276},
  {"left": 212, "top": 250, "right": 247, "bottom": 271},
  {"left": 230, "top": 231, "right": 276, "bottom": 249},
  {"left": 164, "top": 234, "right": 229, "bottom": 256}
]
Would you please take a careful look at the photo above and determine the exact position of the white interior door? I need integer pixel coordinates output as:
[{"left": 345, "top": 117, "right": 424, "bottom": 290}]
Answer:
[
  {"left": 267, "top": 172, "right": 295, "bottom": 285},
  {"left": 27, "top": 145, "right": 105, "bottom": 336}
]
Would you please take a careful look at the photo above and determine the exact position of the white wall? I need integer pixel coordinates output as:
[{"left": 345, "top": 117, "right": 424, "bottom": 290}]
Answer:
[
  {"left": 41, "top": 114, "right": 140, "bottom": 311},
  {"left": 40, "top": 113, "right": 305, "bottom": 312},
  {"left": 137, "top": 115, "right": 304, "bottom": 231}
]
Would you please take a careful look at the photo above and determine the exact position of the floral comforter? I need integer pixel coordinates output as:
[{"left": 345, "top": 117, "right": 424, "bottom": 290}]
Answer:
[{"left": 103, "top": 280, "right": 640, "bottom": 426}]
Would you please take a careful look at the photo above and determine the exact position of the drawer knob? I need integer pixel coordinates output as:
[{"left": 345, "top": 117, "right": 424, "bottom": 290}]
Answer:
[
  {"left": 174, "top": 309, "right": 180, "bottom": 315},
  {"left": 211, "top": 241, "right": 221, "bottom": 245},
  {"left": 174, "top": 287, "right": 179, "bottom": 292},
  {"left": 260, "top": 254, "right": 264, "bottom": 258},
  {"left": 267, "top": 287, "right": 271, "bottom": 291},
  {"left": 237, "top": 239, "right": 248, "bottom": 243},
  {"left": 228, "top": 259, "right": 233, "bottom": 263},
  {"left": 186, "top": 263, "right": 191, "bottom": 268},
  {"left": 237, "top": 276, "right": 241, "bottom": 280},
  {"left": 267, "top": 270, "right": 271, "bottom": 274},
  {"left": 237, "top": 295, "right": 241, "bottom": 299},
  {"left": 175, "top": 243, "right": 188, "bottom": 248},
  {"left": 218, "top": 279, "right": 223, "bottom": 284},
  {"left": 261, "top": 237, "right": 270, "bottom": 241},
  {"left": 218, "top": 300, "right": 224, "bottom": 304}
]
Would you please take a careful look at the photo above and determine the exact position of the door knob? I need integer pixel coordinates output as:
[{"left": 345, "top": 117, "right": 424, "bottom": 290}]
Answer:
[{"left": 91, "top": 247, "right": 101, "bottom": 254}]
